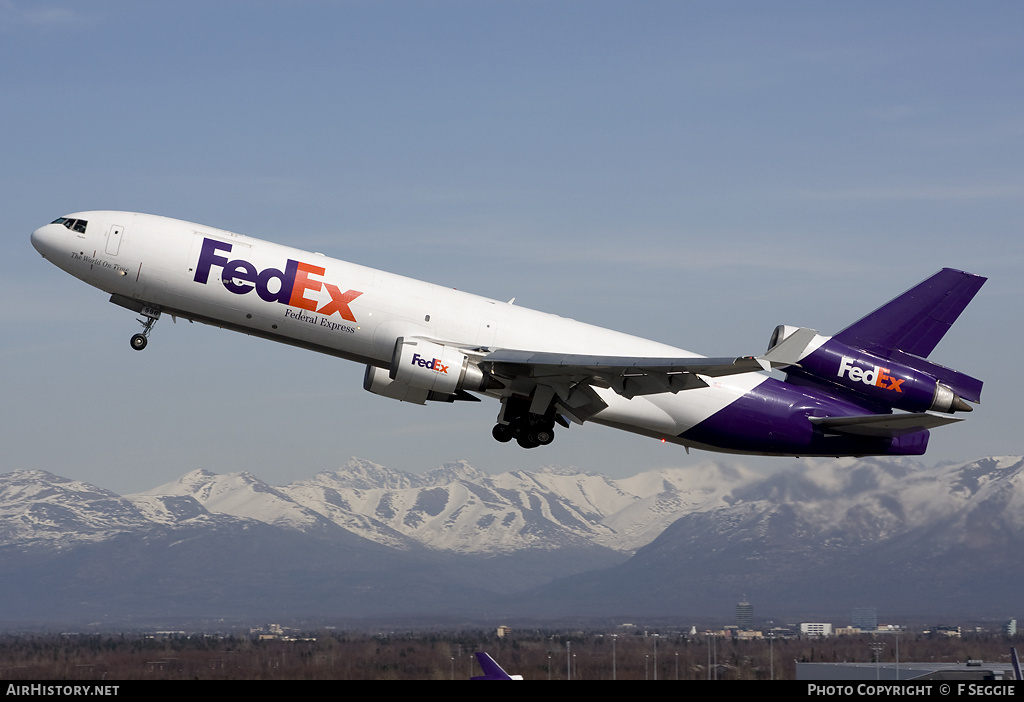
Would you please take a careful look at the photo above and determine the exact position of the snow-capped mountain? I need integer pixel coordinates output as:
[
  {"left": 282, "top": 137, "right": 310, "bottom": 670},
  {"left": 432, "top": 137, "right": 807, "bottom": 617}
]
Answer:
[
  {"left": 6, "top": 457, "right": 1023, "bottom": 557},
  {"left": 0, "top": 470, "right": 205, "bottom": 549},
  {"left": 127, "top": 457, "right": 754, "bottom": 554},
  {"left": 1, "top": 456, "right": 1021, "bottom": 622},
  {"left": 522, "top": 456, "right": 1024, "bottom": 618}
]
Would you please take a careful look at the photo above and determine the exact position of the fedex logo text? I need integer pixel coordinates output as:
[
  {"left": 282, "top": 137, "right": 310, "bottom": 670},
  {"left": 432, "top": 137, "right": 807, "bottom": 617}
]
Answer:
[
  {"left": 837, "top": 357, "right": 904, "bottom": 393},
  {"left": 194, "top": 238, "right": 362, "bottom": 321},
  {"left": 411, "top": 353, "right": 449, "bottom": 374}
]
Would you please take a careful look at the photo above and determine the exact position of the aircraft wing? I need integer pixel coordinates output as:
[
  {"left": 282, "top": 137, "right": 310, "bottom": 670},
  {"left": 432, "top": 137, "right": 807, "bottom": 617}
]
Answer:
[
  {"left": 484, "top": 349, "right": 771, "bottom": 377},
  {"left": 479, "top": 328, "right": 810, "bottom": 414}
]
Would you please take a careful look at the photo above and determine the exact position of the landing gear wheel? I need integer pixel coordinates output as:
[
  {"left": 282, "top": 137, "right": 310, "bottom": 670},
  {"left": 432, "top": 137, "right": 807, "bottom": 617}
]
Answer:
[
  {"left": 130, "top": 307, "right": 161, "bottom": 351},
  {"left": 491, "top": 423, "right": 513, "bottom": 443},
  {"left": 495, "top": 396, "right": 560, "bottom": 448},
  {"left": 517, "top": 435, "right": 540, "bottom": 449}
]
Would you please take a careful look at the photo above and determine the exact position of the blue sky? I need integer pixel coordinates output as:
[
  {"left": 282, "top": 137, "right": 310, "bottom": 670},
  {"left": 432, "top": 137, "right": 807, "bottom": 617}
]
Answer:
[{"left": 4, "top": 1, "right": 1022, "bottom": 493}]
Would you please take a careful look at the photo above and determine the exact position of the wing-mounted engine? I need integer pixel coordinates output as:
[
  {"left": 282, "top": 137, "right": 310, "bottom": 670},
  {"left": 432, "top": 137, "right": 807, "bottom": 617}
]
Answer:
[
  {"left": 363, "top": 337, "right": 486, "bottom": 404},
  {"left": 768, "top": 325, "right": 977, "bottom": 414},
  {"left": 390, "top": 337, "right": 486, "bottom": 393}
]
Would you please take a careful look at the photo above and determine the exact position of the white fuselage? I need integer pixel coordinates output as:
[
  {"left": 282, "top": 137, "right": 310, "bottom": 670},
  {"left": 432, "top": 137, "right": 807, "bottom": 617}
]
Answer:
[{"left": 31, "top": 211, "right": 768, "bottom": 448}]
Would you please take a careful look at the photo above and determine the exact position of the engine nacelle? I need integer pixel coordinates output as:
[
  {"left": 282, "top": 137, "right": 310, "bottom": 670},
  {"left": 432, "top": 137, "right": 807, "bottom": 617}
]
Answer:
[
  {"left": 389, "top": 337, "right": 486, "bottom": 395},
  {"left": 364, "top": 365, "right": 430, "bottom": 404},
  {"left": 768, "top": 326, "right": 972, "bottom": 414}
]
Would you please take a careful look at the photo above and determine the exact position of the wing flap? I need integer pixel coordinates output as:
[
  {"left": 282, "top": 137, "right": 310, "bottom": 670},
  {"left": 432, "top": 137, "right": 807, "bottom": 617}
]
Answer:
[{"left": 480, "top": 344, "right": 784, "bottom": 415}]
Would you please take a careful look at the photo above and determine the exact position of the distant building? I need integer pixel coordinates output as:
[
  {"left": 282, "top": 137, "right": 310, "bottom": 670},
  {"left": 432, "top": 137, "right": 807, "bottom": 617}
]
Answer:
[
  {"left": 736, "top": 600, "right": 752, "bottom": 630},
  {"left": 800, "top": 623, "right": 833, "bottom": 637},
  {"left": 496, "top": 626, "right": 512, "bottom": 638},
  {"left": 852, "top": 607, "right": 877, "bottom": 630},
  {"left": 1004, "top": 619, "right": 1017, "bottom": 636}
]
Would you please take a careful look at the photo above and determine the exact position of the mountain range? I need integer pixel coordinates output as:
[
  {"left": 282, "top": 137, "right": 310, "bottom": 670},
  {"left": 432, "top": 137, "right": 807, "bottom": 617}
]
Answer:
[{"left": 1, "top": 455, "right": 1021, "bottom": 626}]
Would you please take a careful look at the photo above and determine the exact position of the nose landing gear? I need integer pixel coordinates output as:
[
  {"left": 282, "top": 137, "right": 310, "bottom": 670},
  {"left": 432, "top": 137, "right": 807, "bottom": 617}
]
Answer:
[{"left": 130, "top": 306, "right": 162, "bottom": 351}]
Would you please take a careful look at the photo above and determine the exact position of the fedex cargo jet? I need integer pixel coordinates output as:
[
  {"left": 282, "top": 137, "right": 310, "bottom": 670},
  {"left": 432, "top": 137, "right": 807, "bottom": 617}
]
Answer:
[{"left": 31, "top": 211, "right": 984, "bottom": 456}]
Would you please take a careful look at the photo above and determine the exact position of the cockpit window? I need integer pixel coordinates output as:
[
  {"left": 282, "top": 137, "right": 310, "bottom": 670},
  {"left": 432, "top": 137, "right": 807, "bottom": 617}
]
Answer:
[{"left": 52, "top": 217, "right": 88, "bottom": 233}]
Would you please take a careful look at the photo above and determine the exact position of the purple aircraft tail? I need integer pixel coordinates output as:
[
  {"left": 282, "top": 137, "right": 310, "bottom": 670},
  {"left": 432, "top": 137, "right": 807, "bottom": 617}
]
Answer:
[
  {"left": 770, "top": 268, "right": 985, "bottom": 430},
  {"left": 834, "top": 268, "right": 986, "bottom": 360},
  {"left": 1012, "top": 647, "right": 1022, "bottom": 681},
  {"left": 471, "top": 652, "right": 523, "bottom": 680},
  {"left": 831, "top": 268, "right": 986, "bottom": 403}
]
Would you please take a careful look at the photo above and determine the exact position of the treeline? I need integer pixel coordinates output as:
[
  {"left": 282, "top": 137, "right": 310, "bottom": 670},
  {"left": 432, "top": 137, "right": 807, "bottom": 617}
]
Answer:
[{"left": 0, "top": 629, "right": 1018, "bottom": 680}]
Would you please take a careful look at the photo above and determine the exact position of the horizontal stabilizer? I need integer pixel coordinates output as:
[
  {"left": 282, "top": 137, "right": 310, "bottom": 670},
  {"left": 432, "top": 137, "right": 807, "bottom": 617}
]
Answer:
[{"left": 809, "top": 412, "right": 963, "bottom": 438}]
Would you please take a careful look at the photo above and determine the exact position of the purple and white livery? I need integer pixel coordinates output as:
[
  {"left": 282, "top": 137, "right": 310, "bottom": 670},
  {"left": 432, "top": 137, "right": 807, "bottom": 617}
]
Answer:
[
  {"left": 31, "top": 211, "right": 983, "bottom": 457},
  {"left": 471, "top": 652, "right": 522, "bottom": 680}
]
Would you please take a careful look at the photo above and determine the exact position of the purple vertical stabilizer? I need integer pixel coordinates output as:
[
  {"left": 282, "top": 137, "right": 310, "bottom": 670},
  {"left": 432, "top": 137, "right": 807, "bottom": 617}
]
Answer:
[
  {"left": 833, "top": 268, "right": 986, "bottom": 360},
  {"left": 791, "top": 268, "right": 985, "bottom": 405},
  {"left": 471, "top": 652, "right": 523, "bottom": 680},
  {"left": 681, "top": 268, "right": 985, "bottom": 457}
]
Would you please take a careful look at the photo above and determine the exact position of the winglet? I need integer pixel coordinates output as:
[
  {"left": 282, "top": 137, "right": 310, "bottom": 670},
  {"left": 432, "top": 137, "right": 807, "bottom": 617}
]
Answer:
[
  {"left": 1012, "top": 647, "right": 1022, "bottom": 681},
  {"left": 759, "top": 327, "right": 819, "bottom": 370}
]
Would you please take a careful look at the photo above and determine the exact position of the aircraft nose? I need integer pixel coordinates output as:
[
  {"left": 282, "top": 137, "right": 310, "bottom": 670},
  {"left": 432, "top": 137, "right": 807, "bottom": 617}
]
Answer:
[{"left": 31, "top": 222, "right": 65, "bottom": 258}]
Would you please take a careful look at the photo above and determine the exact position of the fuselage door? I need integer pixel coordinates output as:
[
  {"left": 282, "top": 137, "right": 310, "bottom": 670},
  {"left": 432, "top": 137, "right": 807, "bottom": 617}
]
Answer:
[{"left": 105, "top": 224, "right": 124, "bottom": 256}]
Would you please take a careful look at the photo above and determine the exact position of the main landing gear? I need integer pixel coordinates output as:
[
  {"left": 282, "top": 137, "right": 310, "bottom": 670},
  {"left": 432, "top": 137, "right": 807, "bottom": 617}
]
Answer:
[
  {"left": 129, "top": 306, "right": 162, "bottom": 351},
  {"left": 491, "top": 396, "right": 561, "bottom": 449}
]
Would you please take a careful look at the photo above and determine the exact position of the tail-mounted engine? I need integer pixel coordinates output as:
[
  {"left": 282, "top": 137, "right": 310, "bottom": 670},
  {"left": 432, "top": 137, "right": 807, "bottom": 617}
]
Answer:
[
  {"left": 363, "top": 337, "right": 486, "bottom": 404},
  {"left": 768, "top": 325, "right": 976, "bottom": 414}
]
